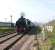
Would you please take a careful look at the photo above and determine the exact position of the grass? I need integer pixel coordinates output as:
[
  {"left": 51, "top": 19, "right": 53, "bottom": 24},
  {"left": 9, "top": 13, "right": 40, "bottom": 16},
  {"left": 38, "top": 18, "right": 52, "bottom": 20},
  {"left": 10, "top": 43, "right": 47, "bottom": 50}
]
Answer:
[
  {"left": 0, "top": 28, "right": 15, "bottom": 37},
  {"left": 0, "top": 29, "right": 15, "bottom": 32},
  {"left": 49, "top": 34, "right": 55, "bottom": 48},
  {"left": 51, "top": 26, "right": 55, "bottom": 46},
  {"left": 48, "top": 32, "right": 55, "bottom": 45},
  {"left": 45, "top": 30, "right": 55, "bottom": 50},
  {"left": 0, "top": 28, "right": 15, "bottom": 35}
]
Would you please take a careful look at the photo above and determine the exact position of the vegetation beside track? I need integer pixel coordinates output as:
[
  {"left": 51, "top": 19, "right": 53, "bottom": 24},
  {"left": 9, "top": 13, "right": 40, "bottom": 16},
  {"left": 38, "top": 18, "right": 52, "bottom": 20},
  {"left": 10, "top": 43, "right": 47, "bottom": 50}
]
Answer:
[
  {"left": 0, "top": 28, "right": 15, "bottom": 36},
  {"left": 43, "top": 26, "right": 55, "bottom": 50},
  {"left": 34, "top": 26, "right": 52, "bottom": 50},
  {"left": 0, "top": 28, "right": 15, "bottom": 32},
  {"left": 49, "top": 26, "right": 55, "bottom": 50}
]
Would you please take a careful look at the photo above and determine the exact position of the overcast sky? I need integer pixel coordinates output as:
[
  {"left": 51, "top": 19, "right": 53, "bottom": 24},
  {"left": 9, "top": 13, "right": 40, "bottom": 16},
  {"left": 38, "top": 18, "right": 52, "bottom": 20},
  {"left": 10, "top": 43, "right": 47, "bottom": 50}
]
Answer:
[{"left": 0, "top": 0, "right": 55, "bottom": 23}]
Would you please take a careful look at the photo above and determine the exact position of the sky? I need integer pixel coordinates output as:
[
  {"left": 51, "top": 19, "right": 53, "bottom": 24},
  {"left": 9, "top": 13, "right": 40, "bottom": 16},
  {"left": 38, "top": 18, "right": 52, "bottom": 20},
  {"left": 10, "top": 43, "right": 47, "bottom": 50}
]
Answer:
[{"left": 0, "top": 0, "right": 55, "bottom": 23}]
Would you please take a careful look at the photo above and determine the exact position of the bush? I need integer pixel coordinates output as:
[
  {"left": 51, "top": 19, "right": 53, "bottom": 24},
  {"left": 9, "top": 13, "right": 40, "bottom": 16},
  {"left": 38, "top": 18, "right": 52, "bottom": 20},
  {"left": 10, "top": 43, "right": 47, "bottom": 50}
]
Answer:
[{"left": 36, "top": 26, "right": 42, "bottom": 33}]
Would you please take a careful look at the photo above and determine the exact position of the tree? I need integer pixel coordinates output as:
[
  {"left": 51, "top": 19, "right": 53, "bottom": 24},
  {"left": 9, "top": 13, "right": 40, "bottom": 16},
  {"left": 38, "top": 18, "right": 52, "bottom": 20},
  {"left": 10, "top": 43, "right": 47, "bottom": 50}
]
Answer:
[{"left": 36, "top": 26, "right": 42, "bottom": 33}]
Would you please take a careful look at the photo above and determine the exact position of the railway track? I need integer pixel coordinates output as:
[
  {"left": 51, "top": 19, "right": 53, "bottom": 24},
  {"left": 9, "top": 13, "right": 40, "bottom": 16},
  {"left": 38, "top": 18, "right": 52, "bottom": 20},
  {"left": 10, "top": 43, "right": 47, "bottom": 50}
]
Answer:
[
  {"left": 0, "top": 33, "right": 17, "bottom": 44},
  {"left": 0, "top": 32, "right": 51, "bottom": 50},
  {"left": 0, "top": 32, "right": 35, "bottom": 50},
  {"left": 0, "top": 32, "right": 25, "bottom": 50},
  {"left": 20, "top": 35, "right": 34, "bottom": 50},
  {"left": 9, "top": 35, "right": 33, "bottom": 50},
  {"left": 0, "top": 32, "right": 15, "bottom": 38}
]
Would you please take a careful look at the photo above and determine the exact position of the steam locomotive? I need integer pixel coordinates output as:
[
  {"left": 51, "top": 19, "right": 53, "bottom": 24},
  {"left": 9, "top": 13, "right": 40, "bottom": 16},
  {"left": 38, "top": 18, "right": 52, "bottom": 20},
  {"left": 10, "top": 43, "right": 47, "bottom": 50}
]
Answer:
[{"left": 16, "top": 16, "right": 35, "bottom": 34}]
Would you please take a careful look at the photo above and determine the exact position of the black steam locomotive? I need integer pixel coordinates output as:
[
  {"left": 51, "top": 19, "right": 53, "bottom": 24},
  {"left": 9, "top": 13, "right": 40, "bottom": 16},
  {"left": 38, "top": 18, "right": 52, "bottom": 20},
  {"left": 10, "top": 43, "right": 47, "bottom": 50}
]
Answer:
[{"left": 16, "top": 16, "right": 35, "bottom": 34}]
